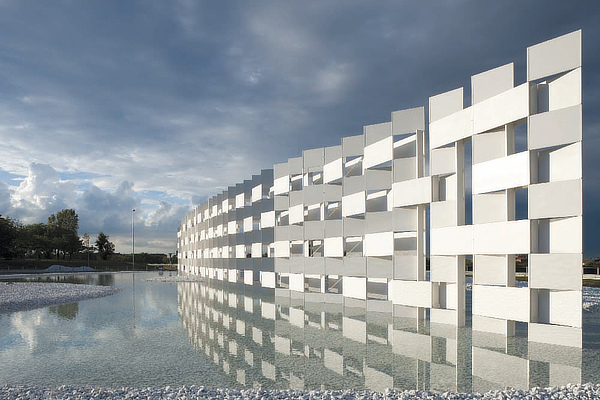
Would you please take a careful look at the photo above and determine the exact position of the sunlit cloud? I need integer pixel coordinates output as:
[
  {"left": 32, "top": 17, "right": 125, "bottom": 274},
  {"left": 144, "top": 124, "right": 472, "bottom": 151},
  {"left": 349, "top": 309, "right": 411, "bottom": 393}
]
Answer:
[{"left": 0, "top": 1, "right": 598, "bottom": 255}]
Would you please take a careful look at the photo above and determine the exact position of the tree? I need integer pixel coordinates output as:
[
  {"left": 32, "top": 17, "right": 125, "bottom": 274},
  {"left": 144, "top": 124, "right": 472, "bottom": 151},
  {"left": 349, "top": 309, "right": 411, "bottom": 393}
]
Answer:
[
  {"left": 95, "top": 232, "right": 115, "bottom": 260},
  {"left": 47, "top": 209, "right": 81, "bottom": 259},
  {"left": 20, "top": 223, "right": 52, "bottom": 259},
  {"left": 0, "top": 215, "right": 19, "bottom": 258}
]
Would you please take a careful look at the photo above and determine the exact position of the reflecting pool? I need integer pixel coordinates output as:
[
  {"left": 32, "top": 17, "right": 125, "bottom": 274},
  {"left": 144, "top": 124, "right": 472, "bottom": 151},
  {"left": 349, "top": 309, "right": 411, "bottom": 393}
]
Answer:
[
  {"left": 1, "top": 272, "right": 600, "bottom": 392},
  {"left": 179, "top": 279, "right": 600, "bottom": 392},
  {"left": 0, "top": 272, "right": 233, "bottom": 388}
]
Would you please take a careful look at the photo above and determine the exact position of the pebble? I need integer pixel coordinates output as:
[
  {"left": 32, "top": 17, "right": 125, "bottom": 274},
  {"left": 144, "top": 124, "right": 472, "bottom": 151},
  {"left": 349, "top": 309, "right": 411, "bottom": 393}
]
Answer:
[
  {"left": 0, "top": 282, "right": 120, "bottom": 313},
  {"left": 8, "top": 385, "right": 600, "bottom": 400}
]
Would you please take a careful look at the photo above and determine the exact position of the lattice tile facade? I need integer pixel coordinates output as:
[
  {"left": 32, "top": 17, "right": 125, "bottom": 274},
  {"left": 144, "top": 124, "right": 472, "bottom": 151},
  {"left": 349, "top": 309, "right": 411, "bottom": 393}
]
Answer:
[{"left": 178, "top": 31, "right": 583, "bottom": 345}]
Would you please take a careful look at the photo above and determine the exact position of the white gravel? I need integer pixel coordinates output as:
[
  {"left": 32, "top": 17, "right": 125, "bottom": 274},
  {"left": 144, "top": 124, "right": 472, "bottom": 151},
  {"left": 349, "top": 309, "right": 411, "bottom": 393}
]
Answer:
[
  {"left": 1, "top": 383, "right": 600, "bottom": 400},
  {"left": 0, "top": 282, "right": 120, "bottom": 313},
  {"left": 146, "top": 275, "right": 203, "bottom": 282}
]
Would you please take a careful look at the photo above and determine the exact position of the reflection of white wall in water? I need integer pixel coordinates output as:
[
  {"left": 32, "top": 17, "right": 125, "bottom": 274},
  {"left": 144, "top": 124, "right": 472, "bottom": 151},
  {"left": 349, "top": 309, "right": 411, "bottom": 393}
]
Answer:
[
  {"left": 178, "top": 31, "right": 583, "bottom": 345},
  {"left": 177, "top": 281, "right": 583, "bottom": 392}
]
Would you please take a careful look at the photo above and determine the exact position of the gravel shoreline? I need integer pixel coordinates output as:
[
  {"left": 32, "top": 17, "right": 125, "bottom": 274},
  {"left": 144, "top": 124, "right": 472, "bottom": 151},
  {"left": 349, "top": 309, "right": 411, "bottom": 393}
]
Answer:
[
  {"left": 0, "top": 282, "right": 120, "bottom": 313},
  {"left": 2, "top": 383, "right": 600, "bottom": 400}
]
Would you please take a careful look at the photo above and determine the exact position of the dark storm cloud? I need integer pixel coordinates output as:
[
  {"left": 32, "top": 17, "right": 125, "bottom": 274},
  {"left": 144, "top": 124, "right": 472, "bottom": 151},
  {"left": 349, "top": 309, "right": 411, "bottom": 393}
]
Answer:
[{"left": 0, "top": 0, "right": 598, "bottom": 254}]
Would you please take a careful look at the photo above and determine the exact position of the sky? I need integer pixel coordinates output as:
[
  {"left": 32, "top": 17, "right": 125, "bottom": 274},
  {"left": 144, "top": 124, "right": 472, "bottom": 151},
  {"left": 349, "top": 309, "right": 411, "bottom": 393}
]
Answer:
[{"left": 0, "top": 1, "right": 599, "bottom": 257}]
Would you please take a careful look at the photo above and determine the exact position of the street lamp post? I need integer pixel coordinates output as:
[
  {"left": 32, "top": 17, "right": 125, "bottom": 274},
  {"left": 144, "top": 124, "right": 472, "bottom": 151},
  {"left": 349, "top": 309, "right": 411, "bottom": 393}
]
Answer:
[{"left": 132, "top": 208, "right": 135, "bottom": 271}]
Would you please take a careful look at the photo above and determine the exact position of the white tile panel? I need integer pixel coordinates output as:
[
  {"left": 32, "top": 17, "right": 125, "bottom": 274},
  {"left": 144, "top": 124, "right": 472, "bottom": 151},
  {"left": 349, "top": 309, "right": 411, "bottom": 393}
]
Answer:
[
  {"left": 474, "top": 255, "right": 511, "bottom": 286},
  {"left": 273, "top": 176, "right": 289, "bottom": 195},
  {"left": 236, "top": 193, "right": 244, "bottom": 208},
  {"left": 261, "top": 211, "right": 275, "bottom": 228},
  {"left": 472, "top": 151, "right": 530, "bottom": 195},
  {"left": 527, "top": 30, "right": 581, "bottom": 81},
  {"left": 529, "top": 254, "right": 582, "bottom": 291},
  {"left": 343, "top": 276, "right": 366, "bottom": 300},
  {"left": 393, "top": 207, "right": 418, "bottom": 231},
  {"left": 364, "top": 231, "right": 393, "bottom": 257},
  {"left": 471, "top": 63, "right": 514, "bottom": 104},
  {"left": 430, "top": 146, "right": 456, "bottom": 176},
  {"left": 236, "top": 244, "right": 245, "bottom": 259},
  {"left": 251, "top": 243, "right": 262, "bottom": 258},
  {"left": 323, "top": 158, "right": 343, "bottom": 183},
  {"left": 261, "top": 272, "right": 276, "bottom": 289},
  {"left": 445, "top": 283, "right": 460, "bottom": 310},
  {"left": 472, "top": 192, "right": 508, "bottom": 224},
  {"left": 430, "top": 308, "right": 458, "bottom": 326},
  {"left": 429, "top": 87, "right": 463, "bottom": 123},
  {"left": 342, "top": 134, "right": 364, "bottom": 156},
  {"left": 548, "top": 68, "right": 581, "bottom": 111},
  {"left": 364, "top": 121, "right": 391, "bottom": 146},
  {"left": 228, "top": 220, "right": 236, "bottom": 235},
  {"left": 364, "top": 136, "right": 393, "bottom": 170},
  {"left": 430, "top": 225, "right": 473, "bottom": 256},
  {"left": 528, "top": 105, "right": 582, "bottom": 150},
  {"left": 430, "top": 256, "right": 458, "bottom": 283},
  {"left": 549, "top": 142, "right": 582, "bottom": 182},
  {"left": 472, "top": 285, "right": 530, "bottom": 322},
  {"left": 243, "top": 216, "right": 253, "bottom": 232},
  {"left": 303, "top": 147, "right": 324, "bottom": 168},
  {"left": 529, "top": 180, "right": 582, "bottom": 219},
  {"left": 472, "top": 83, "right": 528, "bottom": 135},
  {"left": 392, "top": 177, "right": 432, "bottom": 207},
  {"left": 429, "top": 107, "right": 472, "bottom": 150},
  {"left": 244, "top": 270, "right": 253, "bottom": 286},
  {"left": 473, "top": 220, "right": 530, "bottom": 255},
  {"left": 472, "top": 127, "right": 508, "bottom": 164},
  {"left": 342, "top": 191, "right": 365, "bottom": 217},
  {"left": 529, "top": 323, "right": 582, "bottom": 347},
  {"left": 324, "top": 237, "right": 343, "bottom": 257},
  {"left": 289, "top": 204, "right": 304, "bottom": 225},
  {"left": 472, "top": 315, "right": 512, "bottom": 335},
  {"left": 274, "top": 241, "right": 290, "bottom": 258},
  {"left": 472, "top": 190, "right": 514, "bottom": 224},
  {"left": 289, "top": 273, "right": 304, "bottom": 293},
  {"left": 388, "top": 280, "right": 433, "bottom": 308},
  {"left": 430, "top": 201, "right": 458, "bottom": 229},
  {"left": 549, "top": 290, "right": 582, "bottom": 328},
  {"left": 550, "top": 216, "right": 582, "bottom": 254},
  {"left": 391, "top": 106, "right": 425, "bottom": 135}
]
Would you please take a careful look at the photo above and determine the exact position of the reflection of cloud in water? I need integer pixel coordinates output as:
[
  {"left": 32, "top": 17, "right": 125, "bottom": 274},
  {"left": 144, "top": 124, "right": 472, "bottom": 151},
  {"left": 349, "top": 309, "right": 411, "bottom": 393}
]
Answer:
[
  {"left": 11, "top": 309, "right": 45, "bottom": 349},
  {"left": 133, "top": 280, "right": 181, "bottom": 330},
  {"left": 93, "top": 325, "right": 126, "bottom": 341},
  {"left": 0, "top": 272, "right": 231, "bottom": 387}
]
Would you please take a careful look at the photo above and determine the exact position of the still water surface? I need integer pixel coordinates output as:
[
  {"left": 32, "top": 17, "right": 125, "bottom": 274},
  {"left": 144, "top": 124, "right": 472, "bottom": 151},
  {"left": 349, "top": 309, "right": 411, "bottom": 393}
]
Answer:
[{"left": 1, "top": 272, "right": 600, "bottom": 392}]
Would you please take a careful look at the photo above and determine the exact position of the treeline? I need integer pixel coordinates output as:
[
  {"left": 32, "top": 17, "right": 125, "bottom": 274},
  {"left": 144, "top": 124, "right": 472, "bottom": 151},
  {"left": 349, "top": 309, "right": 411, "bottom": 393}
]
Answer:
[{"left": 0, "top": 209, "right": 116, "bottom": 260}]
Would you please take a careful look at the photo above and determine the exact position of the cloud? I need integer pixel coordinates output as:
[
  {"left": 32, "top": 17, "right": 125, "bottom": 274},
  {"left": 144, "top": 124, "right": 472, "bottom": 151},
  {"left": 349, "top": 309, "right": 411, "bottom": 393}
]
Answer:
[
  {"left": 0, "top": 1, "right": 599, "bottom": 256},
  {"left": 10, "top": 163, "right": 76, "bottom": 221},
  {"left": 0, "top": 163, "right": 187, "bottom": 253},
  {"left": 0, "top": 182, "right": 11, "bottom": 214},
  {"left": 145, "top": 201, "right": 187, "bottom": 230}
]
